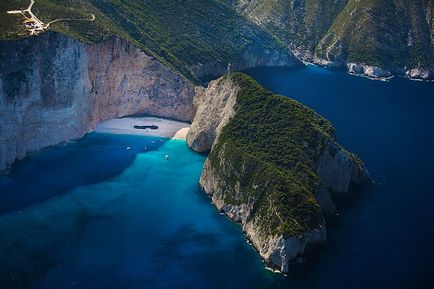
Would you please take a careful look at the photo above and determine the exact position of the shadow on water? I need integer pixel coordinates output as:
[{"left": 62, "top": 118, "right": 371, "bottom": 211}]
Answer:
[
  {"left": 0, "top": 133, "right": 166, "bottom": 215},
  {"left": 0, "top": 199, "right": 113, "bottom": 289},
  {"left": 1, "top": 65, "right": 434, "bottom": 289}
]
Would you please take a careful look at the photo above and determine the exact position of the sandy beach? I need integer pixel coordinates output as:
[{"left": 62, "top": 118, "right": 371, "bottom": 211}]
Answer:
[{"left": 94, "top": 117, "right": 190, "bottom": 139}]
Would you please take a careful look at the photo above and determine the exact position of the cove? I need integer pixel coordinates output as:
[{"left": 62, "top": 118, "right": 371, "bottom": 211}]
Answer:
[
  {"left": 0, "top": 64, "right": 433, "bottom": 289},
  {"left": 0, "top": 137, "right": 272, "bottom": 289}
]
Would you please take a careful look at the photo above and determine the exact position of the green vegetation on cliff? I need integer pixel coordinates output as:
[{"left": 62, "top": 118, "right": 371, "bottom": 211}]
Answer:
[
  {"left": 230, "top": 0, "right": 434, "bottom": 69},
  {"left": 228, "top": 0, "right": 347, "bottom": 52},
  {"left": 208, "top": 74, "right": 336, "bottom": 237},
  {"left": 317, "top": 0, "right": 434, "bottom": 68},
  {"left": 0, "top": 0, "right": 287, "bottom": 83}
]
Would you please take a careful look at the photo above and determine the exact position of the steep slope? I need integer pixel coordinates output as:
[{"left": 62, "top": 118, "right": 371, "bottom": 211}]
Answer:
[
  {"left": 187, "top": 74, "right": 370, "bottom": 272},
  {"left": 0, "top": 32, "right": 199, "bottom": 172},
  {"left": 230, "top": 0, "right": 434, "bottom": 79},
  {"left": 317, "top": 0, "right": 434, "bottom": 78},
  {"left": 229, "top": 0, "right": 348, "bottom": 55},
  {"left": 0, "top": 0, "right": 298, "bottom": 83}
]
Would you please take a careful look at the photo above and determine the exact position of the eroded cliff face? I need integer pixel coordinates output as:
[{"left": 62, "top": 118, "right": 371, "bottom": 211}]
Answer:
[
  {"left": 187, "top": 77, "right": 239, "bottom": 152},
  {"left": 0, "top": 26, "right": 301, "bottom": 172},
  {"left": 188, "top": 75, "right": 370, "bottom": 272},
  {"left": 315, "top": 141, "right": 370, "bottom": 214},
  {"left": 0, "top": 32, "right": 198, "bottom": 171},
  {"left": 199, "top": 153, "right": 328, "bottom": 273},
  {"left": 191, "top": 44, "right": 300, "bottom": 81}
]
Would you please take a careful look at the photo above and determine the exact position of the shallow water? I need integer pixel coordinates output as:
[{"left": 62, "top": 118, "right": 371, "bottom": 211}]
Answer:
[
  {"left": 0, "top": 138, "right": 273, "bottom": 289},
  {"left": 0, "top": 133, "right": 166, "bottom": 215},
  {"left": 1, "top": 65, "right": 434, "bottom": 289}
]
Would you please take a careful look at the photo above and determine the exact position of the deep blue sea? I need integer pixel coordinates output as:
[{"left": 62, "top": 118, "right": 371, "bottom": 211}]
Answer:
[{"left": 1, "top": 65, "right": 434, "bottom": 289}]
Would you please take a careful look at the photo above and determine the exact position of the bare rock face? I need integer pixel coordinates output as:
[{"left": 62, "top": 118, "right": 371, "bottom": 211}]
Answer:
[
  {"left": 186, "top": 77, "right": 239, "bottom": 152},
  {"left": 406, "top": 68, "right": 433, "bottom": 80},
  {"left": 188, "top": 75, "right": 370, "bottom": 273},
  {"left": 199, "top": 154, "right": 328, "bottom": 273},
  {"left": 363, "top": 66, "right": 393, "bottom": 79},
  {"left": 346, "top": 63, "right": 393, "bottom": 79},
  {"left": 191, "top": 44, "right": 300, "bottom": 80},
  {"left": 0, "top": 32, "right": 197, "bottom": 171},
  {"left": 347, "top": 63, "right": 365, "bottom": 74},
  {"left": 315, "top": 142, "right": 371, "bottom": 214},
  {"left": 262, "top": 228, "right": 326, "bottom": 272}
]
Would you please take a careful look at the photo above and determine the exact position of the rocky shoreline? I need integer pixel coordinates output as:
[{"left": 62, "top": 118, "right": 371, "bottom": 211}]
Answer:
[
  {"left": 0, "top": 32, "right": 198, "bottom": 172},
  {"left": 187, "top": 74, "right": 370, "bottom": 273},
  {"left": 0, "top": 31, "right": 296, "bottom": 172},
  {"left": 292, "top": 48, "right": 434, "bottom": 81},
  {"left": 1, "top": 32, "right": 370, "bottom": 274}
]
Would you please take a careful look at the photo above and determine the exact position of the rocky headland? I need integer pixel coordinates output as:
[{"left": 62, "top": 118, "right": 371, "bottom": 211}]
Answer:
[
  {"left": 0, "top": 31, "right": 294, "bottom": 172},
  {"left": 187, "top": 74, "right": 370, "bottom": 272},
  {"left": 0, "top": 31, "right": 370, "bottom": 274}
]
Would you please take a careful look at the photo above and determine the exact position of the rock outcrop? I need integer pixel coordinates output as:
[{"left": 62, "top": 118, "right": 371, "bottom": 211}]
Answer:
[
  {"left": 315, "top": 141, "right": 370, "bottom": 214},
  {"left": 405, "top": 68, "right": 433, "bottom": 80},
  {"left": 0, "top": 29, "right": 299, "bottom": 172},
  {"left": 188, "top": 74, "right": 370, "bottom": 273},
  {"left": 186, "top": 78, "right": 239, "bottom": 152},
  {"left": 0, "top": 32, "right": 198, "bottom": 172},
  {"left": 191, "top": 44, "right": 300, "bottom": 81},
  {"left": 347, "top": 63, "right": 393, "bottom": 79}
]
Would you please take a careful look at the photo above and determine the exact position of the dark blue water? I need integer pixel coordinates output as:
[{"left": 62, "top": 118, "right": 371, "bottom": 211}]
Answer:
[
  {"left": 0, "top": 65, "right": 433, "bottom": 289},
  {"left": 245, "top": 65, "right": 434, "bottom": 289},
  {"left": 0, "top": 133, "right": 166, "bottom": 214}
]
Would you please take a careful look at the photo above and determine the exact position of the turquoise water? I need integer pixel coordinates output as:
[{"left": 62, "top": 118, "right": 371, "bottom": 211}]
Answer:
[
  {"left": 1, "top": 65, "right": 434, "bottom": 288},
  {"left": 0, "top": 133, "right": 165, "bottom": 214},
  {"left": 0, "top": 136, "right": 273, "bottom": 289}
]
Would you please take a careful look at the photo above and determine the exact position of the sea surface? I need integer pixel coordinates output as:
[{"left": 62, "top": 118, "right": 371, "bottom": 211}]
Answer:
[{"left": 1, "top": 65, "right": 434, "bottom": 289}]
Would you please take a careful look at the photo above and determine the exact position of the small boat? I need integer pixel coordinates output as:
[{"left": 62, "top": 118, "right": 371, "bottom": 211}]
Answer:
[
  {"left": 134, "top": 125, "right": 158, "bottom": 130},
  {"left": 165, "top": 155, "right": 169, "bottom": 160},
  {"left": 126, "top": 147, "right": 132, "bottom": 150}
]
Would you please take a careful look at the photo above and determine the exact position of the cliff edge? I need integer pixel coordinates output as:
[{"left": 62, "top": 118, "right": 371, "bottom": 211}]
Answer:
[
  {"left": 187, "top": 73, "right": 370, "bottom": 272},
  {"left": 0, "top": 30, "right": 297, "bottom": 172},
  {"left": 0, "top": 32, "right": 197, "bottom": 172}
]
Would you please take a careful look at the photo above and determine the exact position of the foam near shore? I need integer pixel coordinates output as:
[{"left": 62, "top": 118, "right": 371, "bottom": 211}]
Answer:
[{"left": 94, "top": 117, "right": 190, "bottom": 139}]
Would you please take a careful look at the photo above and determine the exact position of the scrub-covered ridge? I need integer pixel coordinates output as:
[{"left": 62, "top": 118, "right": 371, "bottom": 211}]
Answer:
[
  {"left": 1, "top": 0, "right": 372, "bottom": 275},
  {"left": 187, "top": 74, "right": 370, "bottom": 272},
  {"left": 229, "top": 0, "right": 434, "bottom": 79},
  {"left": 0, "top": 0, "right": 296, "bottom": 83}
]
